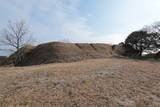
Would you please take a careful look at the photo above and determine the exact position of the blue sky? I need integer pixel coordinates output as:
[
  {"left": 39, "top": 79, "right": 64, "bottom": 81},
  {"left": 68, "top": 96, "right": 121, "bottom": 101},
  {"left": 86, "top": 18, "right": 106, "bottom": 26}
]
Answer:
[{"left": 0, "top": 0, "right": 160, "bottom": 53}]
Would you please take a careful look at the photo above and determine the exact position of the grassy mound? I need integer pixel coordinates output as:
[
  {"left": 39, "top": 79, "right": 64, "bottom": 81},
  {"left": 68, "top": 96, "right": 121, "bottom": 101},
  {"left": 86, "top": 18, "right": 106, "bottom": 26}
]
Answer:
[{"left": 16, "top": 42, "right": 114, "bottom": 66}]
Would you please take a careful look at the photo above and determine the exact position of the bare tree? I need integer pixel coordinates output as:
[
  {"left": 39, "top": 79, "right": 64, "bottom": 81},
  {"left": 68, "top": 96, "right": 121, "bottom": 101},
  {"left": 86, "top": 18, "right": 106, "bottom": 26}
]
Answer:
[
  {"left": 142, "top": 21, "right": 160, "bottom": 33},
  {"left": 152, "top": 22, "right": 160, "bottom": 33},
  {"left": 0, "top": 20, "right": 35, "bottom": 65}
]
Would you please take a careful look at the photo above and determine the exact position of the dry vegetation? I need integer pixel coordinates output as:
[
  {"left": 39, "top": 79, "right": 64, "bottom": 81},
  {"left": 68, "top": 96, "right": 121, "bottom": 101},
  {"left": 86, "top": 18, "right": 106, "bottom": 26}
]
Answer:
[
  {"left": 14, "top": 42, "right": 114, "bottom": 66},
  {"left": 0, "top": 58, "right": 160, "bottom": 107}
]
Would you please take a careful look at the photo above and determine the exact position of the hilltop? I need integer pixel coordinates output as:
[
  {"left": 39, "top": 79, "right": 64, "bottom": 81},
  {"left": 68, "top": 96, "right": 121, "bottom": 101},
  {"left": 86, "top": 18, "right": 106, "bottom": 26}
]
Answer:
[{"left": 7, "top": 42, "right": 124, "bottom": 66}]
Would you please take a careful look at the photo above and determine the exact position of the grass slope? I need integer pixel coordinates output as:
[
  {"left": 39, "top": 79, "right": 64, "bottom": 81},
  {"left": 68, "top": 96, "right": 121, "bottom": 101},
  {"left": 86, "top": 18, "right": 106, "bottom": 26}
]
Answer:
[{"left": 0, "top": 58, "right": 160, "bottom": 106}]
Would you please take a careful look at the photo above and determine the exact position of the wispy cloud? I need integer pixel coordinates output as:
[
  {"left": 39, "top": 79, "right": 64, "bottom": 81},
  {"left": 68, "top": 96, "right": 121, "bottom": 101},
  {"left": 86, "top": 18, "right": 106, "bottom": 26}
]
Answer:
[
  {"left": 3, "top": 0, "right": 160, "bottom": 55},
  {"left": 0, "top": 0, "right": 125, "bottom": 45}
]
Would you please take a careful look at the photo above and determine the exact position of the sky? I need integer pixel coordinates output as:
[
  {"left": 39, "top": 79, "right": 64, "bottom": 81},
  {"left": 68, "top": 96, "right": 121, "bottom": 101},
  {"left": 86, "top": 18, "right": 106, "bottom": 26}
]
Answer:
[{"left": 0, "top": 0, "right": 160, "bottom": 55}]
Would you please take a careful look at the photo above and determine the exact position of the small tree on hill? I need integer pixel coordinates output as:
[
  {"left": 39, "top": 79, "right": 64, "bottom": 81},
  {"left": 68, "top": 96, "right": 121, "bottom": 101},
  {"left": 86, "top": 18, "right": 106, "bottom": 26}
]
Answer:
[{"left": 0, "top": 20, "right": 35, "bottom": 64}]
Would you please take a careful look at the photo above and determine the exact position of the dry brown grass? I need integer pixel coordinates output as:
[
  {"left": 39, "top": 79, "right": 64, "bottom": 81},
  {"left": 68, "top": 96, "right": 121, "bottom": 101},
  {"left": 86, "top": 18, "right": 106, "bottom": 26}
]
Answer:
[
  {"left": 0, "top": 58, "right": 160, "bottom": 107},
  {"left": 15, "top": 42, "right": 113, "bottom": 66}
]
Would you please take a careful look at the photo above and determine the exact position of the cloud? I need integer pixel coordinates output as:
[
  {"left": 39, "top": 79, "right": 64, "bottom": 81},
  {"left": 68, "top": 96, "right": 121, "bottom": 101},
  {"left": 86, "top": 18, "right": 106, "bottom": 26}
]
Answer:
[
  {"left": 86, "top": 33, "right": 127, "bottom": 44},
  {"left": 0, "top": 0, "right": 124, "bottom": 46}
]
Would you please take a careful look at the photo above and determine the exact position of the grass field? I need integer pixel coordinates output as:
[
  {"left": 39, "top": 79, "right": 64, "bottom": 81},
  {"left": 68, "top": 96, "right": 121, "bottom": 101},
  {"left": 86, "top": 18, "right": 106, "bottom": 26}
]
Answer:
[{"left": 0, "top": 58, "right": 160, "bottom": 107}]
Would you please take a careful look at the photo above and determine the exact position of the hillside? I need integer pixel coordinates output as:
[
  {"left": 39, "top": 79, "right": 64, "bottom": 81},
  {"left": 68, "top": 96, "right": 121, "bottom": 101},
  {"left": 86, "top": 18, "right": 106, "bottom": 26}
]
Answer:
[
  {"left": 0, "top": 56, "right": 7, "bottom": 65},
  {"left": 15, "top": 42, "right": 118, "bottom": 66},
  {"left": 0, "top": 58, "right": 160, "bottom": 106}
]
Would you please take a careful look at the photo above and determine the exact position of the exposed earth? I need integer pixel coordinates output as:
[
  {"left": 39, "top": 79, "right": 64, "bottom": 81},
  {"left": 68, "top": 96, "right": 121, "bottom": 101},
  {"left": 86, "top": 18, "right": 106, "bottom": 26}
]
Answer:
[{"left": 0, "top": 58, "right": 160, "bottom": 107}]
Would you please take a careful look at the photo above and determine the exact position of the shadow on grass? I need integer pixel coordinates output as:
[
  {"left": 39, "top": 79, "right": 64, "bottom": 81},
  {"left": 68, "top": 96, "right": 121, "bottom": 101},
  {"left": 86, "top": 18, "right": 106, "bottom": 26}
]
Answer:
[{"left": 112, "top": 55, "right": 160, "bottom": 63}]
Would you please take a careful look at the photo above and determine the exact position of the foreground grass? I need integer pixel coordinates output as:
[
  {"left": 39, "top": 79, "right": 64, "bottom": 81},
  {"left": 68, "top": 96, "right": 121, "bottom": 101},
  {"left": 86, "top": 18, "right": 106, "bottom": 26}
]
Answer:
[{"left": 0, "top": 58, "right": 160, "bottom": 107}]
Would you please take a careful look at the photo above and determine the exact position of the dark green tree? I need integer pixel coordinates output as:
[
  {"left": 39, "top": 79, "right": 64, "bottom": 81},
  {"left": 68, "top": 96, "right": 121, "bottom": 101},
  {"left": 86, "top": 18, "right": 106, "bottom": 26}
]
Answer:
[{"left": 125, "top": 31, "right": 160, "bottom": 56}]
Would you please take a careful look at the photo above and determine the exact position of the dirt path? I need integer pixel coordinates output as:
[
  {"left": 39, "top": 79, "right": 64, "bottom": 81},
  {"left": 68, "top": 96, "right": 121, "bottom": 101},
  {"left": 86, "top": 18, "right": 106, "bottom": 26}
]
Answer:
[{"left": 0, "top": 58, "right": 160, "bottom": 107}]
